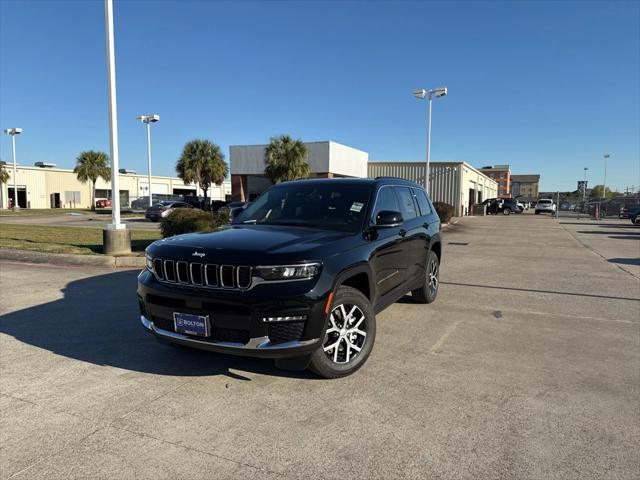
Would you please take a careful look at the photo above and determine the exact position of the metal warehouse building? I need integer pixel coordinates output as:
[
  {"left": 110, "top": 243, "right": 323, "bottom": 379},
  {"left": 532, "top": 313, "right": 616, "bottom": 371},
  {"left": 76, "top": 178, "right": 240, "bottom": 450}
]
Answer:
[
  {"left": 0, "top": 164, "right": 231, "bottom": 209},
  {"left": 368, "top": 161, "right": 498, "bottom": 216}
]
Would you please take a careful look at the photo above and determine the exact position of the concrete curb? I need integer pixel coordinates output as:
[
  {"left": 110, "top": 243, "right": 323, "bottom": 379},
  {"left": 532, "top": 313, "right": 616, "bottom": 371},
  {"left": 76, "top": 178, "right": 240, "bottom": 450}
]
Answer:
[{"left": 0, "top": 248, "right": 145, "bottom": 268}]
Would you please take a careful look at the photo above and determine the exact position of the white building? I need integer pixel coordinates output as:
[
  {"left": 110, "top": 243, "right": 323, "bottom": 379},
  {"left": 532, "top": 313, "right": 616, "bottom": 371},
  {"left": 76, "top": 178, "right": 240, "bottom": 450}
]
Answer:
[
  {"left": 368, "top": 161, "right": 498, "bottom": 216},
  {"left": 229, "top": 141, "right": 368, "bottom": 201},
  {"left": 0, "top": 163, "right": 231, "bottom": 209}
]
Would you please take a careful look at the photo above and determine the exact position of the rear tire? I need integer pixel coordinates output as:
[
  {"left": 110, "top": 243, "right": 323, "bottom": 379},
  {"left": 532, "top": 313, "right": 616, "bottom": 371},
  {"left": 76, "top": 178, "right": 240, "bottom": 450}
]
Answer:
[
  {"left": 503, "top": 208, "right": 511, "bottom": 215},
  {"left": 309, "top": 286, "right": 376, "bottom": 379},
  {"left": 411, "top": 250, "right": 440, "bottom": 304}
]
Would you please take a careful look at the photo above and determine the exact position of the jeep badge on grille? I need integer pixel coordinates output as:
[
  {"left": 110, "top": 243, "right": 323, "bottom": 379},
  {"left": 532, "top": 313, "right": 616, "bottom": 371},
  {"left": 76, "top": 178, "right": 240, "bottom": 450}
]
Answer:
[{"left": 192, "top": 252, "right": 205, "bottom": 258}]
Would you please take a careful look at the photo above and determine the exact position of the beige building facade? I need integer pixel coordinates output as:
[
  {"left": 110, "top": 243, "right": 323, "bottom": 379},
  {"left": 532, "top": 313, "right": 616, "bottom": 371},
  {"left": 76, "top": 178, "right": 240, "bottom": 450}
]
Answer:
[
  {"left": 229, "top": 141, "right": 368, "bottom": 201},
  {"left": 510, "top": 174, "right": 540, "bottom": 202},
  {"left": 0, "top": 164, "right": 231, "bottom": 209},
  {"left": 368, "top": 161, "right": 498, "bottom": 216}
]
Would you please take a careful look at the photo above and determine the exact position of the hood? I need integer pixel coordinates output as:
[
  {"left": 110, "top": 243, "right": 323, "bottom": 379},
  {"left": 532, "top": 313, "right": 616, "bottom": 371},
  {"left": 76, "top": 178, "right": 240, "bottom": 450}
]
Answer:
[{"left": 147, "top": 225, "right": 357, "bottom": 264}]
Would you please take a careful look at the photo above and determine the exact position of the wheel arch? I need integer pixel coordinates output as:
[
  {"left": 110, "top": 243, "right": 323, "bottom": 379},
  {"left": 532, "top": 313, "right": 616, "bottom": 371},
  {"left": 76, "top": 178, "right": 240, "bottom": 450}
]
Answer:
[
  {"left": 333, "top": 264, "right": 373, "bottom": 302},
  {"left": 429, "top": 233, "right": 442, "bottom": 263}
]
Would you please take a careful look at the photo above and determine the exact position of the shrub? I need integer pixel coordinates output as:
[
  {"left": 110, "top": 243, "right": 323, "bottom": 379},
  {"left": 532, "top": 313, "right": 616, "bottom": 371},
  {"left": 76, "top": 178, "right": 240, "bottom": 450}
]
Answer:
[
  {"left": 160, "top": 208, "right": 229, "bottom": 238},
  {"left": 433, "top": 202, "right": 455, "bottom": 224}
]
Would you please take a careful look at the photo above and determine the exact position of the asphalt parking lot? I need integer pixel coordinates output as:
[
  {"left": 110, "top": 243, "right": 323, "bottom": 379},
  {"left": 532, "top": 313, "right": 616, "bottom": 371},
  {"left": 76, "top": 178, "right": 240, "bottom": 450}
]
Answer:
[{"left": 1, "top": 214, "right": 638, "bottom": 479}]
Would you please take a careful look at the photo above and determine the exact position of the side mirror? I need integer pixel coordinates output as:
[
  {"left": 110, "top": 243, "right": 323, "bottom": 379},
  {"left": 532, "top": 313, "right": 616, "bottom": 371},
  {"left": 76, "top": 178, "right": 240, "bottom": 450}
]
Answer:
[{"left": 375, "top": 210, "right": 403, "bottom": 228}]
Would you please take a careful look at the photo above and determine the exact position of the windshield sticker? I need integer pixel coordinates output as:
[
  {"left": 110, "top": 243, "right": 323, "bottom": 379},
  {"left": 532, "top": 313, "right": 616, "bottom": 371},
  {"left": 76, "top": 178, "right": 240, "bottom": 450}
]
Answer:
[{"left": 350, "top": 202, "right": 364, "bottom": 213}]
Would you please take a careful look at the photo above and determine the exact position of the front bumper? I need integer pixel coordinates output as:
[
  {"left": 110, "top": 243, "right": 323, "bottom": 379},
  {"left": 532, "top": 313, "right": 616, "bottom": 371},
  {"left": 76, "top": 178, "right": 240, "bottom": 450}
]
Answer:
[
  {"left": 140, "top": 314, "right": 320, "bottom": 358},
  {"left": 137, "top": 269, "right": 328, "bottom": 359}
]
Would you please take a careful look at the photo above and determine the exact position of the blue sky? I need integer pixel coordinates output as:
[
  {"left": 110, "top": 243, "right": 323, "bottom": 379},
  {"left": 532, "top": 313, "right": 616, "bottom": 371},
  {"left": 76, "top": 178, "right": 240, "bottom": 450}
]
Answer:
[{"left": 1, "top": 0, "right": 638, "bottom": 192}]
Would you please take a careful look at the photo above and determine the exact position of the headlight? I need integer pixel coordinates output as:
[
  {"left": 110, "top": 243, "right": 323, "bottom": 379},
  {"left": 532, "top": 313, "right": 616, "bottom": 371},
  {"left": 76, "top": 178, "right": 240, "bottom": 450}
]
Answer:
[
  {"left": 145, "top": 253, "right": 153, "bottom": 271},
  {"left": 254, "top": 263, "right": 320, "bottom": 282}
]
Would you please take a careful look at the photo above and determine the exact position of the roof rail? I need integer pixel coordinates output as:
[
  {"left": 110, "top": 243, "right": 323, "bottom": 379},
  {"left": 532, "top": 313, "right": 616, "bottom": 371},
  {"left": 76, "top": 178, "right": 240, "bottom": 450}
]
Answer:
[{"left": 374, "top": 176, "right": 408, "bottom": 181}]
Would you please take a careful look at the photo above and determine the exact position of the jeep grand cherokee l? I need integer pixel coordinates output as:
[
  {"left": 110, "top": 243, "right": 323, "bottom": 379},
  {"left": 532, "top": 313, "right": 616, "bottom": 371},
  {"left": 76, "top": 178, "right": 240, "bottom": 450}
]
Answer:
[{"left": 138, "top": 178, "right": 442, "bottom": 378}]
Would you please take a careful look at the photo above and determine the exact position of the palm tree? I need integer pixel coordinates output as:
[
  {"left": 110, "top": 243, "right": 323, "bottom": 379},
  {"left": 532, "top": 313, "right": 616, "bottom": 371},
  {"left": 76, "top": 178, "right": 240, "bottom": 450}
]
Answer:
[
  {"left": 176, "top": 139, "right": 228, "bottom": 207},
  {"left": 264, "top": 135, "right": 309, "bottom": 183},
  {"left": 0, "top": 163, "right": 10, "bottom": 209},
  {"left": 73, "top": 151, "right": 110, "bottom": 210}
]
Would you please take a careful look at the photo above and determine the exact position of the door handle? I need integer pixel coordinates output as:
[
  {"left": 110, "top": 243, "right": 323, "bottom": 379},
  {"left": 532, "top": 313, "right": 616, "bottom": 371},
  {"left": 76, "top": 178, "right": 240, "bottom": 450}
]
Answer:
[
  {"left": 399, "top": 229, "right": 407, "bottom": 237},
  {"left": 423, "top": 222, "right": 429, "bottom": 229}
]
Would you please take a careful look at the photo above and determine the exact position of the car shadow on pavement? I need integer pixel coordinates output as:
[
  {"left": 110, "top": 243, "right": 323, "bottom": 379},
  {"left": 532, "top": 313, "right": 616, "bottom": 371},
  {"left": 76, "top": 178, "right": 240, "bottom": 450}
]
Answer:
[
  {"left": 0, "top": 269, "right": 317, "bottom": 380},
  {"left": 575, "top": 230, "right": 640, "bottom": 236},
  {"left": 608, "top": 258, "right": 640, "bottom": 266}
]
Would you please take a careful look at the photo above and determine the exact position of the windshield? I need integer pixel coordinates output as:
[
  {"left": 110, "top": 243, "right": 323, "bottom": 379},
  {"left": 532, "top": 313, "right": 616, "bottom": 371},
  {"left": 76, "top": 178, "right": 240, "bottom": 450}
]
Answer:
[{"left": 232, "top": 183, "right": 372, "bottom": 232}]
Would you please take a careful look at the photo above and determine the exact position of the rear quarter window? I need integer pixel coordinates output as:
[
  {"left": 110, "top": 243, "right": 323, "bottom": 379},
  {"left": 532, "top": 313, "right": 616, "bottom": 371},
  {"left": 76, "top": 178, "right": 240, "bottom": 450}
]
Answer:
[
  {"left": 394, "top": 187, "right": 418, "bottom": 220},
  {"left": 413, "top": 189, "right": 432, "bottom": 216}
]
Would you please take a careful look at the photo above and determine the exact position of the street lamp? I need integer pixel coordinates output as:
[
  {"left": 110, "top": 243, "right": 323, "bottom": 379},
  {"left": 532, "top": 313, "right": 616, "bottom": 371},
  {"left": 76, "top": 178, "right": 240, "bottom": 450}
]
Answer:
[
  {"left": 602, "top": 154, "right": 610, "bottom": 201},
  {"left": 137, "top": 114, "right": 160, "bottom": 207},
  {"left": 3, "top": 127, "right": 23, "bottom": 210},
  {"left": 583, "top": 167, "right": 588, "bottom": 203},
  {"left": 413, "top": 86, "right": 447, "bottom": 193}
]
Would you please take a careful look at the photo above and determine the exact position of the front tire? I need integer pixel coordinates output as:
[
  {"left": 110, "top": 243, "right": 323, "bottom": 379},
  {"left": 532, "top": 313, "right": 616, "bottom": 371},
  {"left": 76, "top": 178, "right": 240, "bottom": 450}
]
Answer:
[
  {"left": 309, "top": 286, "right": 376, "bottom": 379},
  {"left": 412, "top": 250, "right": 440, "bottom": 304},
  {"left": 503, "top": 208, "right": 511, "bottom": 215}
]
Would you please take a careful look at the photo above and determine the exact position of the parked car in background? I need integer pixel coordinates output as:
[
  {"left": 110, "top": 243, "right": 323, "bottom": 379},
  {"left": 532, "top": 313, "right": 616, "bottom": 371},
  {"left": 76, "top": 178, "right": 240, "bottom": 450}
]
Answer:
[
  {"left": 627, "top": 205, "right": 640, "bottom": 225},
  {"left": 218, "top": 201, "right": 246, "bottom": 217},
  {"left": 535, "top": 199, "right": 556, "bottom": 215},
  {"left": 210, "top": 200, "right": 228, "bottom": 212},
  {"left": 145, "top": 201, "right": 193, "bottom": 222},
  {"left": 182, "top": 195, "right": 205, "bottom": 209},
  {"left": 619, "top": 199, "right": 640, "bottom": 218},
  {"left": 495, "top": 198, "right": 523, "bottom": 215},
  {"left": 483, "top": 198, "right": 499, "bottom": 215},
  {"left": 95, "top": 199, "right": 112, "bottom": 209},
  {"left": 132, "top": 195, "right": 181, "bottom": 210}
]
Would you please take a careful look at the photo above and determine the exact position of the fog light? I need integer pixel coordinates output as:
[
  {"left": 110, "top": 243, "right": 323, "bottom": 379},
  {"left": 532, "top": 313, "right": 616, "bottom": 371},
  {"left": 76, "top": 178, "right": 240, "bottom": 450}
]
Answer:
[{"left": 262, "top": 315, "right": 307, "bottom": 323}]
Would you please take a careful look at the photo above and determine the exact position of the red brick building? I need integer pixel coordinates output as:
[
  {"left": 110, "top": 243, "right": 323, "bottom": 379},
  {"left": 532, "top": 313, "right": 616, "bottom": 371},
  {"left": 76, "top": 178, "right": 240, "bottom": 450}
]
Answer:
[{"left": 479, "top": 165, "right": 511, "bottom": 198}]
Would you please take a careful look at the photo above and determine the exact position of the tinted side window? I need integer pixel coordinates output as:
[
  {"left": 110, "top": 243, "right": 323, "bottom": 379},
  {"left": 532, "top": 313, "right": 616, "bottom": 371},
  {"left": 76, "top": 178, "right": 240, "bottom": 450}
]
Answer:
[
  {"left": 373, "top": 187, "right": 399, "bottom": 222},
  {"left": 414, "top": 189, "right": 432, "bottom": 216},
  {"left": 394, "top": 187, "right": 418, "bottom": 220}
]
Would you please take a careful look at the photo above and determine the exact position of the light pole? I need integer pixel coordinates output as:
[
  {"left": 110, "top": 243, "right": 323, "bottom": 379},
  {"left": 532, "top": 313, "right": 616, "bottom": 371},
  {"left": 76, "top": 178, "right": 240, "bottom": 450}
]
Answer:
[
  {"left": 137, "top": 114, "right": 160, "bottom": 207},
  {"left": 102, "top": 0, "right": 130, "bottom": 254},
  {"left": 583, "top": 167, "right": 588, "bottom": 203},
  {"left": 413, "top": 86, "right": 447, "bottom": 193},
  {"left": 602, "top": 153, "right": 610, "bottom": 202},
  {"left": 4, "top": 128, "right": 23, "bottom": 210}
]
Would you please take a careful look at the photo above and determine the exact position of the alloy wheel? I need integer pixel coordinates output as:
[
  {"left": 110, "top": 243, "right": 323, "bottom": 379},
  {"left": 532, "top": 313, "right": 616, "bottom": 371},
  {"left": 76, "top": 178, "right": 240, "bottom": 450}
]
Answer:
[
  {"left": 323, "top": 303, "right": 367, "bottom": 364},
  {"left": 428, "top": 259, "right": 439, "bottom": 295}
]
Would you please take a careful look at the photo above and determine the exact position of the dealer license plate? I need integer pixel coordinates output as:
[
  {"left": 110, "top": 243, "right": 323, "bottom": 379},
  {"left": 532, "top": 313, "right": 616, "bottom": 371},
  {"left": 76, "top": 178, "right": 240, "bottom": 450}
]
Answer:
[{"left": 173, "top": 312, "right": 210, "bottom": 337}]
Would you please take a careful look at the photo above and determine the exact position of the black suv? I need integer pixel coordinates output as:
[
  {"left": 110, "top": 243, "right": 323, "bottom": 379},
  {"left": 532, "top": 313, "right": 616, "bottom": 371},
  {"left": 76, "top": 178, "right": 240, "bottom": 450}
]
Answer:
[{"left": 138, "top": 178, "right": 442, "bottom": 378}]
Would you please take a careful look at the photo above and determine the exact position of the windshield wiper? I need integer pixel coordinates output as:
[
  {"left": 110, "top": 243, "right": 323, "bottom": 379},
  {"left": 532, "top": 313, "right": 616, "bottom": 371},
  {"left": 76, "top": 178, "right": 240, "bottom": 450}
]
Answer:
[{"left": 241, "top": 219, "right": 257, "bottom": 224}]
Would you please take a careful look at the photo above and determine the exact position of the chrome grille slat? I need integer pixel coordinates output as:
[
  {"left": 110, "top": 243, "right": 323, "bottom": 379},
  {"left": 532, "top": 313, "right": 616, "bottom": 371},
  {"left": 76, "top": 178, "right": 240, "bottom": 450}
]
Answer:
[
  {"left": 164, "top": 260, "right": 176, "bottom": 282},
  {"left": 190, "top": 263, "right": 203, "bottom": 285},
  {"left": 220, "top": 265, "right": 235, "bottom": 288},
  {"left": 237, "top": 266, "right": 252, "bottom": 289},
  {"left": 152, "top": 258, "right": 251, "bottom": 290},
  {"left": 153, "top": 259, "right": 165, "bottom": 280},
  {"left": 176, "top": 261, "right": 190, "bottom": 284},
  {"left": 205, "top": 264, "right": 218, "bottom": 287}
]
